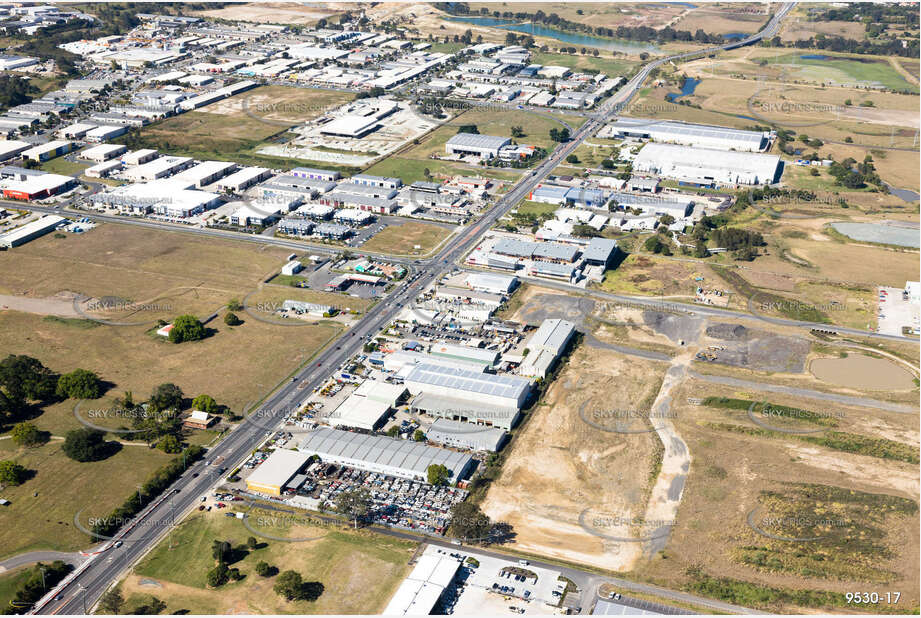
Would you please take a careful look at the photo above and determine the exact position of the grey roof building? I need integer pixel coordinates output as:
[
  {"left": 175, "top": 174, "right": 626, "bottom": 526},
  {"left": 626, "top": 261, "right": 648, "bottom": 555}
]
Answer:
[
  {"left": 298, "top": 427, "right": 474, "bottom": 483},
  {"left": 446, "top": 133, "right": 511, "bottom": 159},
  {"left": 426, "top": 418, "right": 507, "bottom": 452}
]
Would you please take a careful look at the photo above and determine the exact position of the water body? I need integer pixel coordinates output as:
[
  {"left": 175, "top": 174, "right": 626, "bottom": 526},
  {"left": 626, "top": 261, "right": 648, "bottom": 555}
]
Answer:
[
  {"left": 831, "top": 221, "right": 920, "bottom": 248},
  {"left": 810, "top": 355, "right": 915, "bottom": 391},
  {"left": 446, "top": 16, "right": 661, "bottom": 54},
  {"left": 722, "top": 32, "right": 748, "bottom": 40},
  {"left": 799, "top": 54, "right": 830, "bottom": 60},
  {"left": 665, "top": 77, "right": 700, "bottom": 102}
]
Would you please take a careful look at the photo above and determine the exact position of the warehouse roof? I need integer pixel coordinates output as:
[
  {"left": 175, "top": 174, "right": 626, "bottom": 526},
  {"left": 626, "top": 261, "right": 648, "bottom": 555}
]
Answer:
[
  {"left": 427, "top": 418, "right": 507, "bottom": 451},
  {"left": 0, "top": 214, "right": 64, "bottom": 244},
  {"left": 607, "top": 117, "right": 767, "bottom": 151},
  {"left": 464, "top": 272, "right": 517, "bottom": 293},
  {"left": 428, "top": 342, "right": 499, "bottom": 366},
  {"left": 446, "top": 133, "right": 511, "bottom": 151},
  {"left": 298, "top": 427, "right": 473, "bottom": 481},
  {"left": 331, "top": 394, "right": 391, "bottom": 431},
  {"left": 531, "top": 260, "right": 576, "bottom": 277},
  {"left": 634, "top": 143, "right": 781, "bottom": 184},
  {"left": 528, "top": 318, "right": 576, "bottom": 355},
  {"left": 405, "top": 363, "right": 530, "bottom": 401},
  {"left": 246, "top": 448, "right": 310, "bottom": 490},
  {"left": 582, "top": 237, "right": 619, "bottom": 263}
]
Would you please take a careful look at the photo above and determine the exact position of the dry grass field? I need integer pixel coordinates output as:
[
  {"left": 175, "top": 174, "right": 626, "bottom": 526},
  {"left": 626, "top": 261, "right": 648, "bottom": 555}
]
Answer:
[
  {"left": 192, "top": 2, "right": 340, "bottom": 25},
  {"left": 632, "top": 378, "right": 920, "bottom": 613},
  {"left": 360, "top": 220, "right": 453, "bottom": 256},
  {"left": 673, "top": 4, "right": 770, "bottom": 35}
]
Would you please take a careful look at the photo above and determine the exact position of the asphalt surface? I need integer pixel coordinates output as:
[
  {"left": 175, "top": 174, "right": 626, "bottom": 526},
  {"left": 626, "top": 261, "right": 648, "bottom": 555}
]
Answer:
[{"left": 30, "top": 9, "right": 797, "bottom": 614}]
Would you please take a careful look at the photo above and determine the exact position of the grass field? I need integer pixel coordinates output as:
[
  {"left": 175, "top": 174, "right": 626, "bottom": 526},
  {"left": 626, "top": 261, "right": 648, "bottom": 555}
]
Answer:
[
  {"left": 128, "top": 508, "right": 415, "bottom": 614},
  {"left": 0, "top": 439, "right": 173, "bottom": 559},
  {"left": 761, "top": 52, "right": 918, "bottom": 93},
  {"left": 40, "top": 157, "right": 88, "bottom": 177},
  {"left": 362, "top": 156, "right": 521, "bottom": 184},
  {"left": 360, "top": 220, "right": 452, "bottom": 256},
  {"left": 673, "top": 5, "right": 770, "bottom": 35},
  {"left": 120, "top": 86, "right": 355, "bottom": 172}
]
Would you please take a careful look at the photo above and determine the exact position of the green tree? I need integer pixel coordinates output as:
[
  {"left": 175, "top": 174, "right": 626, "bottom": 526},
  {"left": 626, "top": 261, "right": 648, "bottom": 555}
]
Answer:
[
  {"left": 207, "top": 563, "right": 230, "bottom": 587},
  {"left": 448, "top": 501, "right": 492, "bottom": 542},
  {"left": 511, "top": 125, "right": 525, "bottom": 138},
  {"left": 334, "top": 487, "right": 372, "bottom": 529},
  {"left": 600, "top": 159, "right": 615, "bottom": 169},
  {"left": 149, "top": 383, "right": 183, "bottom": 413},
  {"left": 255, "top": 561, "right": 274, "bottom": 577},
  {"left": 98, "top": 588, "right": 125, "bottom": 615},
  {"left": 412, "top": 429, "right": 425, "bottom": 442},
  {"left": 274, "top": 570, "right": 304, "bottom": 601},
  {"left": 10, "top": 421, "right": 44, "bottom": 447},
  {"left": 386, "top": 426, "right": 400, "bottom": 437},
  {"left": 427, "top": 463, "right": 450, "bottom": 485},
  {"left": 565, "top": 154, "right": 580, "bottom": 164},
  {"left": 0, "top": 355, "right": 58, "bottom": 421},
  {"left": 192, "top": 394, "right": 218, "bottom": 415},
  {"left": 227, "top": 298, "right": 242, "bottom": 311},
  {"left": 457, "top": 124, "right": 479, "bottom": 134},
  {"left": 62, "top": 428, "right": 109, "bottom": 462},
  {"left": 157, "top": 434, "right": 182, "bottom": 454},
  {"left": 168, "top": 315, "right": 206, "bottom": 343},
  {"left": 56, "top": 368, "right": 102, "bottom": 399},
  {"left": 0, "top": 460, "right": 28, "bottom": 485},
  {"left": 223, "top": 312, "right": 242, "bottom": 326},
  {"left": 247, "top": 536, "right": 258, "bottom": 549},
  {"left": 212, "top": 540, "right": 232, "bottom": 563}
]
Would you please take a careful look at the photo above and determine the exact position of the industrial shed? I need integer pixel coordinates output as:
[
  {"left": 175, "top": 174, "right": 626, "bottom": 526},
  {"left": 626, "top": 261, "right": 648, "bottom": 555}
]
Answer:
[
  {"left": 427, "top": 418, "right": 507, "bottom": 452},
  {"left": 245, "top": 448, "right": 311, "bottom": 496},
  {"left": 445, "top": 133, "right": 511, "bottom": 159},
  {"left": 633, "top": 143, "right": 782, "bottom": 187},
  {"left": 298, "top": 427, "right": 474, "bottom": 484}
]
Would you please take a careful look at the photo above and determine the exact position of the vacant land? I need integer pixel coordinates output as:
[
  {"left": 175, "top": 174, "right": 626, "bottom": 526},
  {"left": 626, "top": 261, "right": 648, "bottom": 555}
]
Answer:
[
  {"left": 0, "top": 439, "right": 172, "bottom": 559},
  {"left": 192, "top": 2, "right": 340, "bottom": 25},
  {"left": 0, "top": 224, "right": 343, "bottom": 422},
  {"left": 360, "top": 220, "right": 452, "bottom": 256},
  {"left": 673, "top": 4, "right": 769, "bottom": 35},
  {"left": 128, "top": 508, "right": 414, "bottom": 614},
  {"left": 529, "top": 51, "right": 638, "bottom": 78},
  {"left": 121, "top": 86, "right": 354, "bottom": 171},
  {"left": 599, "top": 254, "right": 726, "bottom": 298},
  {"left": 481, "top": 328, "right": 669, "bottom": 570},
  {"left": 633, "top": 378, "right": 920, "bottom": 613},
  {"left": 363, "top": 154, "right": 521, "bottom": 185}
]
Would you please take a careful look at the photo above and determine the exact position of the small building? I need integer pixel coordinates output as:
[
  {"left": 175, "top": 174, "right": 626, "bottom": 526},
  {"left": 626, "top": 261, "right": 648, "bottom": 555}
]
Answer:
[
  {"left": 183, "top": 410, "right": 216, "bottom": 430},
  {"left": 464, "top": 272, "right": 518, "bottom": 295},
  {"left": 290, "top": 167, "right": 340, "bottom": 182},
  {"left": 84, "top": 125, "right": 127, "bottom": 143},
  {"left": 21, "top": 140, "right": 71, "bottom": 162},
  {"left": 281, "top": 260, "right": 303, "bottom": 276},
  {"left": 85, "top": 159, "right": 123, "bottom": 178}
]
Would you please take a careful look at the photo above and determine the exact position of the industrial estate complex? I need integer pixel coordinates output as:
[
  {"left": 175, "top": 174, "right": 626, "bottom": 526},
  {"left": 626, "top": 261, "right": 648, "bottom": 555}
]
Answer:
[{"left": 0, "top": 2, "right": 917, "bottom": 618}]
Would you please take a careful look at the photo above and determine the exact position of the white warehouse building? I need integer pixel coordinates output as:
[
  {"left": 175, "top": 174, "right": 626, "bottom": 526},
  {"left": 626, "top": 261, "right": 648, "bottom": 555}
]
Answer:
[
  {"left": 445, "top": 133, "right": 511, "bottom": 159},
  {"left": 602, "top": 117, "right": 770, "bottom": 152},
  {"left": 633, "top": 143, "right": 782, "bottom": 187}
]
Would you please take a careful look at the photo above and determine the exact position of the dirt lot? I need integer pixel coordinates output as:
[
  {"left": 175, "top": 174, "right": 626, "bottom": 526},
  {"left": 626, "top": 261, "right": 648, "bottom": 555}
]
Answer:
[
  {"left": 673, "top": 4, "right": 769, "bottom": 35},
  {"left": 481, "top": 344, "right": 668, "bottom": 571},
  {"left": 704, "top": 323, "right": 812, "bottom": 373},
  {"left": 633, "top": 378, "right": 920, "bottom": 613}
]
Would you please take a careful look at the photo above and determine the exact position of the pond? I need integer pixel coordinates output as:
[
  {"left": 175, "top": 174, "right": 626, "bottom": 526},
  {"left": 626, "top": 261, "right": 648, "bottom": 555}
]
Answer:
[
  {"left": 665, "top": 77, "right": 700, "bottom": 102},
  {"left": 799, "top": 54, "right": 831, "bottom": 60},
  {"left": 810, "top": 355, "right": 916, "bottom": 391},
  {"left": 830, "top": 221, "right": 920, "bottom": 248},
  {"left": 446, "top": 16, "right": 662, "bottom": 54},
  {"left": 722, "top": 32, "right": 748, "bottom": 40}
]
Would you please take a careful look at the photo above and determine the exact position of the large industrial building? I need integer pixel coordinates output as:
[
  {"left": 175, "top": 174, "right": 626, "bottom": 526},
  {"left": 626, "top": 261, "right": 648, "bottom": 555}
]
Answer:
[
  {"left": 404, "top": 364, "right": 530, "bottom": 430},
  {"left": 89, "top": 179, "right": 221, "bottom": 217},
  {"left": 633, "top": 143, "right": 782, "bottom": 187},
  {"left": 384, "top": 548, "right": 462, "bottom": 615},
  {"left": 602, "top": 117, "right": 771, "bottom": 152},
  {"left": 298, "top": 427, "right": 475, "bottom": 484},
  {"left": 245, "top": 448, "right": 311, "bottom": 496},
  {"left": 610, "top": 192, "right": 694, "bottom": 218},
  {"left": 0, "top": 214, "right": 65, "bottom": 248},
  {"left": 519, "top": 318, "right": 576, "bottom": 378},
  {"left": 464, "top": 272, "right": 518, "bottom": 295},
  {"left": 445, "top": 133, "right": 511, "bottom": 159}
]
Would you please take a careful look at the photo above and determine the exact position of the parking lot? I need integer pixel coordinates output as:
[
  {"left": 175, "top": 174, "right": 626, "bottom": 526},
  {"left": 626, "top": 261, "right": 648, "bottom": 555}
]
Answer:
[{"left": 877, "top": 286, "right": 920, "bottom": 336}]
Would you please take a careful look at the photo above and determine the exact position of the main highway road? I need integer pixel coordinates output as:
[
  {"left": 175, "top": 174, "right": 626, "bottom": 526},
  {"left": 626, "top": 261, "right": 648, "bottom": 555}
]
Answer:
[{"left": 32, "top": 7, "right": 796, "bottom": 614}]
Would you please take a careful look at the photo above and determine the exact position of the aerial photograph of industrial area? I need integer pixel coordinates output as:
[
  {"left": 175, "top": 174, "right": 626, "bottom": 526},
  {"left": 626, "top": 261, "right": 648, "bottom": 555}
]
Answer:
[{"left": 0, "top": 1, "right": 917, "bottom": 616}]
